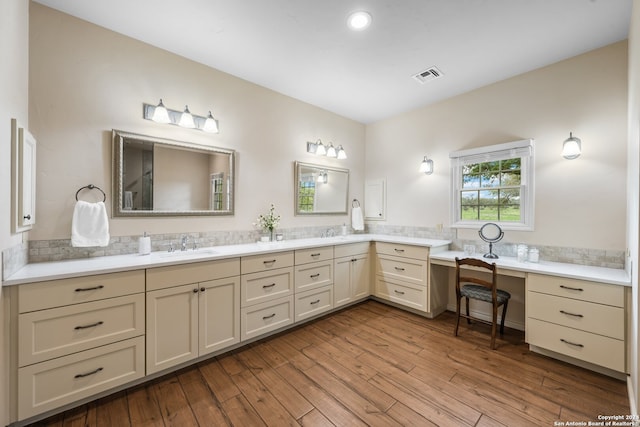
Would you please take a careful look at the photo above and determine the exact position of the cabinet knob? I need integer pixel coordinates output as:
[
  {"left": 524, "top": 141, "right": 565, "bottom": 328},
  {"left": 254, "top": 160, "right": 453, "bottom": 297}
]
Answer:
[
  {"left": 23, "top": 214, "right": 31, "bottom": 220},
  {"left": 193, "top": 288, "right": 199, "bottom": 293},
  {"left": 200, "top": 287, "right": 206, "bottom": 292}
]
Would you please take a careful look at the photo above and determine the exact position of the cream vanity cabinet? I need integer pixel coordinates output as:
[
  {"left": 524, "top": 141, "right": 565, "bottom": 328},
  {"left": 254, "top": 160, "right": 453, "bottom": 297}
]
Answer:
[
  {"left": 240, "top": 251, "right": 295, "bottom": 340},
  {"left": 334, "top": 242, "right": 371, "bottom": 308},
  {"left": 13, "top": 270, "right": 146, "bottom": 420},
  {"left": 146, "top": 258, "right": 240, "bottom": 374},
  {"left": 526, "top": 273, "right": 627, "bottom": 373},
  {"left": 374, "top": 242, "right": 445, "bottom": 317},
  {"left": 294, "top": 246, "right": 335, "bottom": 321}
]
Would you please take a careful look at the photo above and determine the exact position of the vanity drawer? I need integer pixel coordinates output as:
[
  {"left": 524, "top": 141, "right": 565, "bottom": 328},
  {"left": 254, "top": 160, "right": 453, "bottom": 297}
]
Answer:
[
  {"left": 375, "top": 242, "right": 429, "bottom": 260},
  {"left": 527, "top": 291, "right": 624, "bottom": 339},
  {"left": 241, "top": 251, "right": 294, "bottom": 275},
  {"left": 376, "top": 255, "right": 427, "bottom": 287},
  {"left": 241, "top": 296, "right": 294, "bottom": 340},
  {"left": 18, "top": 336, "right": 145, "bottom": 419},
  {"left": 295, "top": 261, "right": 333, "bottom": 292},
  {"left": 147, "top": 258, "right": 240, "bottom": 291},
  {"left": 334, "top": 242, "right": 370, "bottom": 259},
  {"left": 18, "top": 270, "right": 145, "bottom": 313},
  {"left": 527, "top": 318, "right": 624, "bottom": 372},
  {"left": 375, "top": 277, "right": 426, "bottom": 312},
  {"left": 294, "top": 246, "right": 334, "bottom": 265},
  {"left": 295, "top": 285, "right": 333, "bottom": 322},
  {"left": 19, "top": 293, "right": 145, "bottom": 367},
  {"left": 241, "top": 268, "right": 294, "bottom": 307},
  {"left": 527, "top": 273, "right": 624, "bottom": 307}
]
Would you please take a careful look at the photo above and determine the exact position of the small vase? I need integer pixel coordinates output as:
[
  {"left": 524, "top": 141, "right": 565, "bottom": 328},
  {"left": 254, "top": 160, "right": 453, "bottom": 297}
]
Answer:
[{"left": 269, "top": 229, "right": 275, "bottom": 242}]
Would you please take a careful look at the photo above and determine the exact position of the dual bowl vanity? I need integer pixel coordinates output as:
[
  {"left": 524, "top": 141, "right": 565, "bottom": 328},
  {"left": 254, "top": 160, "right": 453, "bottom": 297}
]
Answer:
[{"left": 3, "top": 234, "right": 631, "bottom": 425}]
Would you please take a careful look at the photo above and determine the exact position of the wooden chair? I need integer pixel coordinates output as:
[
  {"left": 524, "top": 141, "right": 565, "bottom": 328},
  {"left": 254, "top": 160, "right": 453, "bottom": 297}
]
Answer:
[{"left": 454, "top": 257, "right": 511, "bottom": 349}]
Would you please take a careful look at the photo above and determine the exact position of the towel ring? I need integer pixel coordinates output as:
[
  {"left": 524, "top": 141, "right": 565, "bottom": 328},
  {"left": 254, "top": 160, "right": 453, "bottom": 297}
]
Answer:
[
  {"left": 352, "top": 199, "right": 360, "bottom": 208},
  {"left": 75, "top": 184, "right": 106, "bottom": 202}
]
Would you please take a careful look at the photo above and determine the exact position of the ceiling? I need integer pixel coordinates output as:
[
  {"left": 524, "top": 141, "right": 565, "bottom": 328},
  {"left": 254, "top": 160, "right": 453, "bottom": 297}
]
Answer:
[{"left": 33, "top": 0, "right": 632, "bottom": 124}]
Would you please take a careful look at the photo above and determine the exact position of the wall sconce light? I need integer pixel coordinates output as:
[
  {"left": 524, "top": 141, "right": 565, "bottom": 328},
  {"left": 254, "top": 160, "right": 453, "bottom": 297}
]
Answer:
[
  {"left": 562, "top": 132, "right": 581, "bottom": 159},
  {"left": 143, "top": 99, "right": 219, "bottom": 133},
  {"left": 306, "top": 139, "right": 347, "bottom": 160},
  {"left": 419, "top": 155, "right": 434, "bottom": 175}
]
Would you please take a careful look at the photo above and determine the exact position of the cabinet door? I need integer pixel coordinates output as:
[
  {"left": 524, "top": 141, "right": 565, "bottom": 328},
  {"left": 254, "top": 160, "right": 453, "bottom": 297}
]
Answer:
[
  {"left": 334, "top": 256, "right": 352, "bottom": 308},
  {"left": 199, "top": 276, "right": 240, "bottom": 356},
  {"left": 146, "top": 284, "right": 198, "bottom": 374},
  {"left": 352, "top": 254, "right": 371, "bottom": 300}
]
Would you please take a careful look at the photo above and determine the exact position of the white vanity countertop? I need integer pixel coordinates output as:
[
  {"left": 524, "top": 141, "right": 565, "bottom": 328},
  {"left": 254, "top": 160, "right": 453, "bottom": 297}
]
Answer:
[
  {"left": 3, "top": 234, "right": 451, "bottom": 286},
  {"left": 430, "top": 250, "right": 631, "bottom": 287}
]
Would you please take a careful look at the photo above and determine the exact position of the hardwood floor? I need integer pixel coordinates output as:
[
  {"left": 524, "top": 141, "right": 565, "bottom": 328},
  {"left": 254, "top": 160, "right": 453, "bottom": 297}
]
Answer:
[{"left": 29, "top": 301, "right": 629, "bottom": 426}]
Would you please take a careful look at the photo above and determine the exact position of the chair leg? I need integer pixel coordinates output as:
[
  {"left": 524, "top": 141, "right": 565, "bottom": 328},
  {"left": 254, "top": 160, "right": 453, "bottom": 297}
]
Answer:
[
  {"left": 491, "top": 302, "right": 498, "bottom": 350},
  {"left": 455, "top": 296, "right": 461, "bottom": 337},
  {"left": 465, "top": 297, "right": 471, "bottom": 324},
  {"left": 500, "top": 300, "right": 509, "bottom": 336}
]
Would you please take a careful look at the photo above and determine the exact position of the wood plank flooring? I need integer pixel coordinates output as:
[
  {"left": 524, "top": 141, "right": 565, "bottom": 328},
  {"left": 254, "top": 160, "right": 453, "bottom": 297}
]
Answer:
[{"left": 29, "top": 301, "right": 629, "bottom": 426}]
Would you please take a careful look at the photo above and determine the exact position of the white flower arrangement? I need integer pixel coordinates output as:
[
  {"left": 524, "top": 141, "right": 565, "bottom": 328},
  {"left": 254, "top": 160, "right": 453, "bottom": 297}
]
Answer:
[{"left": 254, "top": 203, "right": 281, "bottom": 233}]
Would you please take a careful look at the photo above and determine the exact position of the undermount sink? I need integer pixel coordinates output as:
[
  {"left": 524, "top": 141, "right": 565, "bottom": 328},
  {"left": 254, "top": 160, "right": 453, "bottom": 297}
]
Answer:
[{"left": 154, "top": 248, "right": 218, "bottom": 258}]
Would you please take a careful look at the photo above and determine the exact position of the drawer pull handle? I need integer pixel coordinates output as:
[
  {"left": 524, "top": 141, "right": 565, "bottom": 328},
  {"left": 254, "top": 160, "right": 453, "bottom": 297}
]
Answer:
[
  {"left": 75, "top": 285, "right": 104, "bottom": 292},
  {"left": 560, "top": 338, "right": 584, "bottom": 348},
  {"left": 310, "top": 273, "right": 320, "bottom": 279},
  {"left": 560, "top": 310, "right": 584, "bottom": 318},
  {"left": 263, "top": 283, "right": 276, "bottom": 289},
  {"left": 310, "top": 299, "right": 321, "bottom": 305},
  {"left": 263, "top": 313, "right": 276, "bottom": 320},
  {"left": 394, "top": 267, "right": 405, "bottom": 271},
  {"left": 394, "top": 290, "right": 405, "bottom": 295},
  {"left": 560, "top": 285, "right": 584, "bottom": 292},
  {"left": 311, "top": 253, "right": 321, "bottom": 257},
  {"left": 394, "top": 248, "right": 405, "bottom": 253},
  {"left": 263, "top": 259, "right": 277, "bottom": 265},
  {"left": 74, "top": 321, "right": 104, "bottom": 330},
  {"left": 74, "top": 367, "right": 104, "bottom": 379}
]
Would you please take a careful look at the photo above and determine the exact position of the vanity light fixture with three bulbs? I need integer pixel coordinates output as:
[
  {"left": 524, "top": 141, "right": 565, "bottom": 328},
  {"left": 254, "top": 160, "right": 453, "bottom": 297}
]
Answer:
[
  {"left": 143, "top": 99, "right": 219, "bottom": 133},
  {"left": 306, "top": 139, "right": 347, "bottom": 160}
]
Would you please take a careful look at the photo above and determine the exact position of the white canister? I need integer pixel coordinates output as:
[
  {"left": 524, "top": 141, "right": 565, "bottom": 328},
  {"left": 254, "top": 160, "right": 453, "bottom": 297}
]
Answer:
[
  {"left": 529, "top": 248, "right": 539, "bottom": 263},
  {"left": 138, "top": 233, "right": 151, "bottom": 255}
]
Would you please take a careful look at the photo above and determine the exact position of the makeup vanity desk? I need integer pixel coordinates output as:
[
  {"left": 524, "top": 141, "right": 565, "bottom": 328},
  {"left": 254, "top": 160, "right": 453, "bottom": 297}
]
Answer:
[{"left": 429, "top": 251, "right": 631, "bottom": 378}]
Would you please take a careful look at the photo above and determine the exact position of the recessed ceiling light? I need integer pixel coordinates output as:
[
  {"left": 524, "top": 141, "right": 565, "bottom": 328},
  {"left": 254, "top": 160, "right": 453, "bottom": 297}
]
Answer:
[{"left": 347, "top": 11, "right": 372, "bottom": 31}]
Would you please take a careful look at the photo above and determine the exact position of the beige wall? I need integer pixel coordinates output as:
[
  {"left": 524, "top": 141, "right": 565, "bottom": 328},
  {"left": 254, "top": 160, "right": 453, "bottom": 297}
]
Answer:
[
  {"left": 29, "top": 3, "right": 365, "bottom": 241},
  {"left": 366, "top": 41, "right": 628, "bottom": 252},
  {"left": 1, "top": 0, "right": 29, "bottom": 423},
  {"left": 627, "top": 0, "right": 640, "bottom": 414}
]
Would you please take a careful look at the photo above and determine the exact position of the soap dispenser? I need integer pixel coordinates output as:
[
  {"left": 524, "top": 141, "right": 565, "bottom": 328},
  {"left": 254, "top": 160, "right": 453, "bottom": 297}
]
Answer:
[{"left": 138, "top": 232, "right": 151, "bottom": 255}]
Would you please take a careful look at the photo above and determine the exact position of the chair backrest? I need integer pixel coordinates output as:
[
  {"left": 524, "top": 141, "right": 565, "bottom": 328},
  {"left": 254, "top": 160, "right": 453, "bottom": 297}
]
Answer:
[{"left": 455, "top": 257, "right": 498, "bottom": 297}]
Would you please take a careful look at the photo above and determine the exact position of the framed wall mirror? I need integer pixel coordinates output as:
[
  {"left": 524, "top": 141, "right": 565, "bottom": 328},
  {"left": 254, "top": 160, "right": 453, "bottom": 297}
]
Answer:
[
  {"left": 112, "top": 130, "right": 235, "bottom": 217},
  {"left": 295, "top": 161, "right": 349, "bottom": 215}
]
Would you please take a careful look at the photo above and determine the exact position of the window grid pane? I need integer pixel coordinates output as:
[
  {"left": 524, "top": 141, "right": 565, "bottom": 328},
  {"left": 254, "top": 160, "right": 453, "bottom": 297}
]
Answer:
[{"left": 460, "top": 158, "right": 522, "bottom": 223}]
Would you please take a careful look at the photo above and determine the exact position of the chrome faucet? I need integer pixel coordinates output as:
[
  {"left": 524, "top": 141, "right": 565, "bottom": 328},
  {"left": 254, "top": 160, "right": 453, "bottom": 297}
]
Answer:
[
  {"left": 321, "top": 228, "right": 336, "bottom": 238},
  {"left": 181, "top": 235, "right": 189, "bottom": 251}
]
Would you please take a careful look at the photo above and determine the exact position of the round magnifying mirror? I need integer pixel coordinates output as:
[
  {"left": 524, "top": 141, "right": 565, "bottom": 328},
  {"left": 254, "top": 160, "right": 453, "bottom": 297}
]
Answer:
[{"left": 478, "top": 223, "right": 504, "bottom": 258}]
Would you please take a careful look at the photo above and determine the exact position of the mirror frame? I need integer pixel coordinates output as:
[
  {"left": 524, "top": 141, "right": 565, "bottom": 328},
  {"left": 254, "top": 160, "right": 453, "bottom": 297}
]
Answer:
[
  {"left": 112, "top": 129, "right": 235, "bottom": 217},
  {"left": 294, "top": 161, "right": 349, "bottom": 216}
]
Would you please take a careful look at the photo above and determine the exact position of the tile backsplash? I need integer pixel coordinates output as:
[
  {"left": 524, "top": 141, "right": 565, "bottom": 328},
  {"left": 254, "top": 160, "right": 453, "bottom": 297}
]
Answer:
[{"left": 6, "top": 224, "right": 626, "bottom": 274}]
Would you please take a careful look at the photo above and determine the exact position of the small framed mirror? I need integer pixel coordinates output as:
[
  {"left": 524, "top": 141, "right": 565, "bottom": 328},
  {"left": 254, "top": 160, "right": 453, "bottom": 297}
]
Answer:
[
  {"left": 112, "top": 130, "right": 235, "bottom": 217},
  {"left": 478, "top": 222, "right": 504, "bottom": 258},
  {"left": 295, "top": 161, "right": 349, "bottom": 215}
]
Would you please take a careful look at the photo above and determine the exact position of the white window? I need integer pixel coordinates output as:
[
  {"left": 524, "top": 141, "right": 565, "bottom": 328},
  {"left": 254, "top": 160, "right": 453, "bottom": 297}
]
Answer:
[{"left": 450, "top": 139, "right": 535, "bottom": 231}]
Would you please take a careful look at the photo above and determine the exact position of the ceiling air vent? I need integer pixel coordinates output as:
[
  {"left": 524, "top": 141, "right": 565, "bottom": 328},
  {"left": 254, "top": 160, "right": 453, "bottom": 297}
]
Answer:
[{"left": 412, "top": 66, "right": 443, "bottom": 84}]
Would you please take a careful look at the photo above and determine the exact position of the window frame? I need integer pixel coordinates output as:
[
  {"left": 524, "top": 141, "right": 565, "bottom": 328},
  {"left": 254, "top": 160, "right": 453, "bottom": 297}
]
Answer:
[{"left": 449, "top": 139, "right": 535, "bottom": 231}]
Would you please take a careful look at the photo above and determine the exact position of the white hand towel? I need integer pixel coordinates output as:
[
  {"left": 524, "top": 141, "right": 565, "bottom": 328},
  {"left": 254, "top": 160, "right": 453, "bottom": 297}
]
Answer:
[
  {"left": 71, "top": 201, "right": 110, "bottom": 247},
  {"left": 351, "top": 206, "right": 364, "bottom": 231}
]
